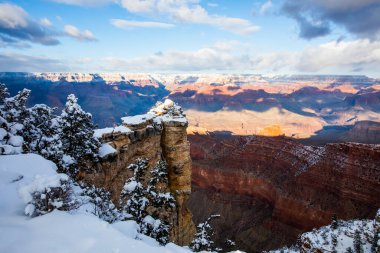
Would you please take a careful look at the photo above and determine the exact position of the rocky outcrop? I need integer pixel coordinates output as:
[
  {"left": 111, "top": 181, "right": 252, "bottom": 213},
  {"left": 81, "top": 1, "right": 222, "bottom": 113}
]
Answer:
[
  {"left": 188, "top": 133, "right": 380, "bottom": 252},
  {"left": 80, "top": 102, "right": 195, "bottom": 245}
]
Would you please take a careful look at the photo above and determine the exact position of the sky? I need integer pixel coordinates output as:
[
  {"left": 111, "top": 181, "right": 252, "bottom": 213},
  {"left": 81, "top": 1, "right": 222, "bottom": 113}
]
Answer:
[{"left": 0, "top": 0, "right": 380, "bottom": 77}]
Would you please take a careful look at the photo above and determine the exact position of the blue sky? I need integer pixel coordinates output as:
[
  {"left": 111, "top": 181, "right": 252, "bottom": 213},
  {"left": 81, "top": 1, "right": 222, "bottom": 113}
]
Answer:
[{"left": 0, "top": 0, "right": 380, "bottom": 77}]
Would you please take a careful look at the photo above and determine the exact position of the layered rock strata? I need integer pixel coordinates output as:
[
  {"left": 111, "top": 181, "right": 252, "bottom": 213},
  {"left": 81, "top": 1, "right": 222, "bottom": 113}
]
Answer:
[
  {"left": 81, "top": 102, "right": 195, "bottom": 245},
  {"left": 188, "top": 133, "right": 380, "bottom": 252}
]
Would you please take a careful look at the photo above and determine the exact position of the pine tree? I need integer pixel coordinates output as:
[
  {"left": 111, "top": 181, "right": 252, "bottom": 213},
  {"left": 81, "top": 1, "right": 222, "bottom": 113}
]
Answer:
[
  {"left": 147, "top": 160, "right": 175, "bottom": 210},
  {"left": 23, "top": 104, "right": 63, "bottom": 163},
  {"left": 0, "top": 86, "right": 28, "bottom": 154},
  {"left": 82, "top": 184, "right": 120, "bottom": 223},
  {"left": 0, "top": 83, "right": 9, "bottom": 105},
  {"left": 372, "top": 229, "right": 379, "bottom": 253},
  {"left": 331, "top": 213, "right": 338, "bottom": 229},
  {"left": 190, "top": 214, "right": 221, "bottom": 252},
  {"left": 2, "top": 88, "right": 30, "bottom": 125},
  {"left": 120, "top": 158, "right": 149, "bottom": 223},
  {"left": 144, "top": 160, "right": 175, "bottom": 245},
  {"left": 354, "top": 230, "right": 363, "bottom": 253},
  {"left": 345, "top": 247, "right": 354, "bottom": 253},
  {"left": 59, "top": 94, "right": 100, "bottom": 176},
  {"left": 296, "top": 235, "right": 303, "bottom": 249}
]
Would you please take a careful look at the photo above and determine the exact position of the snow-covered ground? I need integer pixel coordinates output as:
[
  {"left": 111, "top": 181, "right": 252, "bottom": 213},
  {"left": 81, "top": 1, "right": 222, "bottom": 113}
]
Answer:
[
  {"left": 269, "top": 218, "right": 379, "bottom": 253},
  {"left": 0, "top": 154, "right": 191, "bottom": 253}
]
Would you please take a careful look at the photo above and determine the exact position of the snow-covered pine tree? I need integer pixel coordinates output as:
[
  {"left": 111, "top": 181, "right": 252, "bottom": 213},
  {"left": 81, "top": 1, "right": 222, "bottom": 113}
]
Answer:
[
  {"left": 353, "top": 230, "right": 363, "bottom": 253},
  {"left": 2, "top": 88, "right": 30, "bottom": 125},
  {"left": 144, "top": 160, "right": 175, "bottom": 245},
  {"left": 0, "top": 86, "right": 28, "bottom": 154},
  {"left": 0, "top": 83, "right": 8, "bottom": 105},
  {"left": 82, "top": 184, "right": 120, "bottom": 223},
  {"left": 59, "top": 94, "right": 100, "bottom": 176},
  {"left": 190, "top": 214, "right": 221, "bottom": 252},
  {"left": 23, "top": 104, "right": 63, "bottom": 164},
  {"left": 331, "top": 213, "right": 338, "bottom": 229},
  {"left": 147, "top": 160, "right": 175, "bottom": 210},
  {"left": 120, "top": 158, "right": 149, "bottom": 223}
]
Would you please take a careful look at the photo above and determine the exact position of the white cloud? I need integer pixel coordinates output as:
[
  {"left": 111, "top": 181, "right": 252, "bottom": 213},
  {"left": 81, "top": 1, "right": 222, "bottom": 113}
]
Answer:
[
  {"left": 110, "top": 19, "right": 175, "bottom": 28},
  {"left": 40, "top": 18, "right": 53, "bottom": 27},
  {"left": 0, "top": 3, "right": 28, "bottom": 28},
  {"left": 119, "top": 0, "right": 260, "bottom": 35},
  {"left": 0, "top": 52, "right": 68, "bottom": 72},
  {"left": 53, "top": 0, "right": 260, "bottom": 35},
  {"left": 259, "top": 0, "right": 272, "bottom": 15},
  {"left": 207, "top": 3, "right": 218, "bottom": 8},
  {"left": 88, "top": 38, "right": 380, "bottom": 76},
  {"left": 51, "top": 0, "right": 116, "bottom": 6},
  {"left": 297, "top": 39, "right": 380, "bottom": 72},
  {"left": 0, "top": 3, "right": 60, "bottom": 46},
  {"left": 63, "top": 25, "right": 96, "bottom": 41}
]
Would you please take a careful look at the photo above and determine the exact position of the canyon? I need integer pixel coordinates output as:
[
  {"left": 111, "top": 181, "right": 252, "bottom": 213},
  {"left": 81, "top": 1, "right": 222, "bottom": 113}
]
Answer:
[
  {"left": 188, "top": 133, "right": 380, "bottom": 252},
  {"left": 2, "top": 72, "right": 380, "bottom": 143},
  {"left": 1, "top": 73, "right": 380, "bottom": 252}
]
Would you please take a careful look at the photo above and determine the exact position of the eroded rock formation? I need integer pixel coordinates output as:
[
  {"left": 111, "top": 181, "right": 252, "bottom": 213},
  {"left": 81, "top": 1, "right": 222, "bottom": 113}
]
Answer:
[
  {"left": 188, "top": 133, "right": 380, "bottom": 252},
  {"left": 80, "top": 102, "right": 195, "bottom": 245}
]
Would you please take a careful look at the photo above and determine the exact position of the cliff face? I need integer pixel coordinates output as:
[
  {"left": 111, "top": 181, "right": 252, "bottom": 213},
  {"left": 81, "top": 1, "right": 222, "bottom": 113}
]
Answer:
[
  {"left": 188, "top": 133, "right": 380, "bottom": 252},
  {"left": 80, "top": 106, "right": 195, "bottom": 245}
]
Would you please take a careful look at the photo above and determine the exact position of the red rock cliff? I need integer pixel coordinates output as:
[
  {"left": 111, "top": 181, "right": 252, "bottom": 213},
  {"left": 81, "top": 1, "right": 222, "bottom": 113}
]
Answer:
[{"left": 188, "top": 133, "right": 380, "bottom": 252}]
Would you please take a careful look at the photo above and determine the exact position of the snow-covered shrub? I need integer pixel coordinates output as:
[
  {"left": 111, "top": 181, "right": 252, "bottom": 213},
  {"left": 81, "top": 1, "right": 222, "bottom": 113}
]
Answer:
[
  {"left": 19, "top": 174, "right": 77, "bottom": 217},
  {"left": 140, "top": 215, "right": 170, "bottom": 246},
  {"left": 82, "top": 184, "right": 120, "bottom": 223},
  {"left": 190, "top": 214, "right": 221, "bottom": 252},
  {"left": 59, "top": 94, "right": 100, "bottom": 176}
]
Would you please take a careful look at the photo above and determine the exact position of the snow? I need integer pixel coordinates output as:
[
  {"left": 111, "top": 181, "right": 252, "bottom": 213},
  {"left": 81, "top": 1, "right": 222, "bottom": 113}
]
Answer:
[
  {"left": 270, "top": 218, "right": 378, "bottom": 253},
  {"left": 123, "top": 180, "right": 138, "bottom": 192},
  {"left": 62, "top": 154, "right": 75, "bottom": 165},
  {"left": 121, "top": 114, "right": 155, "bottom": 126},
  {"left": 7, "top": 135, "right": 23, "bottom": 147},
  {"left": 98, "top": 143, "right": 117, "bottom": 158},
  {"left": 0, "top": 154, "right": 192, "bottom": 253},
  {"left": 0, "top": 128, "right": 6, "bottom": 140},
  {"left": 158, "top": 114, "right": 188, "bottom": 124},
  {"left": 94, "top": 125, "right": 132, "bottom": 139}
]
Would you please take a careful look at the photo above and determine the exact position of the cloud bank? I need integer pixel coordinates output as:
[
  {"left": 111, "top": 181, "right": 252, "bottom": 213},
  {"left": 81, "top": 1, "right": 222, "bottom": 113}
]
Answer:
[
  {"left": 282, "top": 0, "right": 380, "bottom": 39},
  {"left": 0, "top": 3, "right": 59, "bottom": 46}
]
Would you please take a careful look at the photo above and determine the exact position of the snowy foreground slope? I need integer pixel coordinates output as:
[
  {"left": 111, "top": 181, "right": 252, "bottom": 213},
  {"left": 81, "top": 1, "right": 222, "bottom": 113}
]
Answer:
[
  {"left": 269, "top": 216, "right": 379, "bottom": 253},
  {"left": 0, "top": 154, "right": 191, "bottom": 253}
]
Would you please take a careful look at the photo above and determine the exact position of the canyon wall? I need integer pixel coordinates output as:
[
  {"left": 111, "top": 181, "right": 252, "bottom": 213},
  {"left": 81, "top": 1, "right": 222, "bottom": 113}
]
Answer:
[
  {"left": 188, "top": 133, "right": 380, "bottom": 252},
  {"left": 80, "top": 107, "right": 195, "bottom": 245}
]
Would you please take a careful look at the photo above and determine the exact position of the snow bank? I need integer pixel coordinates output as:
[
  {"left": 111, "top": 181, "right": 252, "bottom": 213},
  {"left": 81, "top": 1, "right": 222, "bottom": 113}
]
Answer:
[
  {"left": 0, "top": 154, "right": 192, "bottom": 253},
  {"left": 121, "top": 114, "right": 155, "bottom": 126},
  {"left": 94, "top": 125, "right": 132, "bottom": 139},
  {"left": 98, "top": 143, "right": 117, "bottom": 158}
]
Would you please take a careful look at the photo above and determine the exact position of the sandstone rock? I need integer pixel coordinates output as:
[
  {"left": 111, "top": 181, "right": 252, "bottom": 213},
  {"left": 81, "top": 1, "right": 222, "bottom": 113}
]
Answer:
[{"left": 81, "top": 109, "right": 195, "bottom": 245}]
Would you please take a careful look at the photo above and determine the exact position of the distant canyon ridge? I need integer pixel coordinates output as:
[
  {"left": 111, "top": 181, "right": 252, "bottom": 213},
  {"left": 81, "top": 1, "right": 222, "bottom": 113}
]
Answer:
[{"left": 1, "top": 72, "right": 380, "bottom": 144}]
